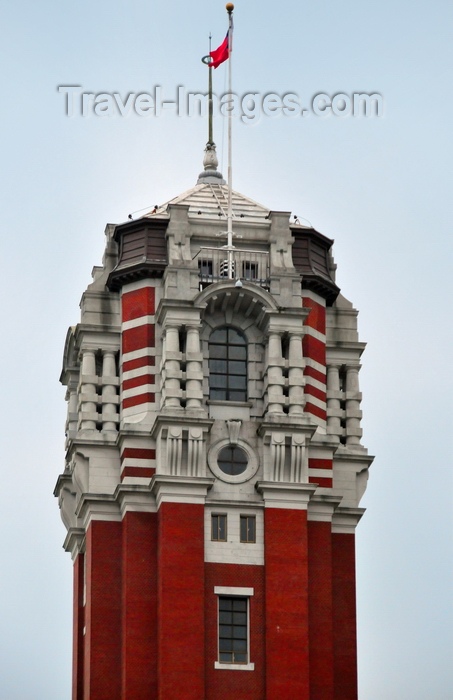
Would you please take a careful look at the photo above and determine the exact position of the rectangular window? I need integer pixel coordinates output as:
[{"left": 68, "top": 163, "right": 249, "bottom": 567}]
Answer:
[
  {"left": 211, "top": 514, "right": 227, "bottom": 541},
  {"left": 240, "top": 515, "right": 256, "bottom": 543},
  {"left": 242, "top": 261, "right": 258, "bottom": 280},
  {"left": 218, "top": 596, "right": 248, "bottom": 664},
  {"left": 208, "top": 327, "right": 247, "bottom": 402},
  {"left": 198, "top": 259, "right": 213, "bottom": 277}
]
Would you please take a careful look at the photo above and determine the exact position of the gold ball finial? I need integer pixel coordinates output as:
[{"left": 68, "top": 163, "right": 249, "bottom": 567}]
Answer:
[{"left": 226, "top": 3, "right": 234, "bottom": 13}]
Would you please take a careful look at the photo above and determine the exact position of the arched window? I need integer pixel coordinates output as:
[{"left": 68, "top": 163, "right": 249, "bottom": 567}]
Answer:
[{"left": 209, "top": 327, "right": 247, "bottom": 401}]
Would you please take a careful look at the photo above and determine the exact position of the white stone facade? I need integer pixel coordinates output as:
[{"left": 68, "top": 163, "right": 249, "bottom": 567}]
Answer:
[{"left": 55, "top": 180, "right": 373, "bottom": 559}]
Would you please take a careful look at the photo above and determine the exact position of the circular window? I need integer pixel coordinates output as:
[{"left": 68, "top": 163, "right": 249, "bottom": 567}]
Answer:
[
  {"left": 208, "top": 439, "right": 259, "bottom": 484},
  {"left": 217, "top": 446, "right": 248, "bottom": 476}
]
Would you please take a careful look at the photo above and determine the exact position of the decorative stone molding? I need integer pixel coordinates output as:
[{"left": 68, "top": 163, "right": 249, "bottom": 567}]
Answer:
[
  {"left": 307, "top": 494, "right": 342, "bottom": 522},
  {"left": 290, "top": 433, "right": 306, "bottom": 482},
  {"left": 260, "top": 421, "right": 315, "bottom": 483},
  {"left": 226, "top": 420, "right": 242, "bottom": 445},
  {"left": 270, "top": 433, "right": 285, "bottom": 481},
  {"left": 151, "top": 474, "right": 214, "bottom": 509},
  {"left": 332, "top": 507, "right": 365, "bottom": 534},
  {"left": 152, "top": 415, "right": 213, "bottom": 478},
  {"left": 255, "top": 481, "right": 317, "bottom": 509}
]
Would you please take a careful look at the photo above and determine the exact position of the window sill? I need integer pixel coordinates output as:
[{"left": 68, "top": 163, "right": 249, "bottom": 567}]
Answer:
[
  {"left": 214, "top": 662, "right": 255, "bottom": 671},
  {"left": 208, "top": 401, "right": 252, "bottom": 421},
  {"left": 207, "top": 400, "right": 253, "bottom": 407}
]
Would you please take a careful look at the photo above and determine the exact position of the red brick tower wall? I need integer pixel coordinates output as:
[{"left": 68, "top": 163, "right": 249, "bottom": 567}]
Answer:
[
  {"left": 264, "top": 507, "right": 310, "bottom": 699},
  {"left": 83, "top": 521, "right": 122, "bottom": 700},
  {"left": 121, "top": 511, "right": 158, "bottom": 699},
  {"left": 332, "top": 533, "right": 358, "bottom": 700}
]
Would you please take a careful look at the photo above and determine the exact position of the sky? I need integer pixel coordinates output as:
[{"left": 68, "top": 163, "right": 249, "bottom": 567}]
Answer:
[{"left": 0, "top": 0, "right": 452, "bottom": 698}]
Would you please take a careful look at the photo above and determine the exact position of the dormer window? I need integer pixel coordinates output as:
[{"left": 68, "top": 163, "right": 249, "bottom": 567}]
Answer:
[{"left": 208, "top": 327, "right": 247, "bottom": 401}]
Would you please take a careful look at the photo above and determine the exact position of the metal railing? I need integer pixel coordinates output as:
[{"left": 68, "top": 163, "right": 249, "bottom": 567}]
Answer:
[{"left": 196, "top": 247, "right": 270, "bottom": 289}]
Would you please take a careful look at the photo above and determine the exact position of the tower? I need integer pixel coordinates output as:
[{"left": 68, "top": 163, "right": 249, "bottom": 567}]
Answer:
[{"left": 55, "top": 146, "right": 373, "bottom": 700}]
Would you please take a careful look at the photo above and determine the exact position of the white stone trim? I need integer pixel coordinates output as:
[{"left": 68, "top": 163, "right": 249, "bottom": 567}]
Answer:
[
  {"left": 304, "top": 376, "right": 327, "bottom": 393},
  {"left": 303, "top": 393, "right": 326, "bottom": 410},
  {"left": 76, "top": 496, "right": 121, "bottom": 528},
  {"left": 302, "top": 289, "right": 325, "bottom": 306},
  {"left": 308, "top": 468, "right": 333, "bottom": 479},
  {"left": 303, "top": 326, "right": 326, "bottom": 343},
  {"left": 156, "top": 494, "right": 205, "bottom": 505},
  {"left": 214, "top": 586, "right": 254, "bottom": 596},
  {"left": 121, "top": 315, "right": 155, "bottom": 331},
  {"left": 209, "top": 403, "right": 251, "bottom": 421},
  {"left": 116, "top": 488, "right": 157, "bottom": 516},
  {"left": 332, "top": 523, "right": 358, "bottom": 534},
  {"left": 205, "top": 508, "right": 264, "bottom": 566},
  {"left": 84, "top": 512, "right": 122, "bottom": 526},
  {"left": 121, "top": 457, "right": 155, "bottom": 469},
  {"left": 119, "top": 436, "right": 156, "bottom": 452},
  {"left": 120, "top": 501, "right": 157, "bottom": 514},
  {"left": 151, "top": 475, "right": 213, "bottom": 509},
  {"left": 121, "top": 278, "right": 157, "bottom": 293},
  {"left": 262, "top": 498, "right": 307, "bottom": 510},
  {"left": 214, "top": 586, "right": 255, "bottom": 671},
  {"left": 122, "top": 405, "right": 155, "bottom": 420},
  {"left": 122, "top": 366, "right": 155, "bottom": 381},
  {"left": 304, "top": 357, "right": 326, "bottom": 375},
  {"left": 256, "top": 481, "right": 316, "bottom": 509},
  {"left": 120, "top": 477, "right": 153, "bottom": 487},
  {"left": 308, "top": 445, "right": 335, "bottom": 460},
  {"left": 307, "top": 496, "right": 341, "bottom": 522},
  {"left": 122, "top": 347, "right": 156, "bottom": 364},
  {"left": 122, "top": 384, "right": 155, "bottom": 400},
  {"left": 332, "top": 508, "right": 365, "bottom": 533},
  {"left": 214, "top": 661, "right": 255, "bottom": 671}
]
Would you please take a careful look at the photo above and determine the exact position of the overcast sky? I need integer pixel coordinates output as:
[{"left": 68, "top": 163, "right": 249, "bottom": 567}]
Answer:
[{"left": 1, "top": 1, "right": 452, "bottom": 698}]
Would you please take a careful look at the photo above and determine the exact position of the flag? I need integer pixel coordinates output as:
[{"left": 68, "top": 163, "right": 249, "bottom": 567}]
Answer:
[{"left": 209, "top": 31, "right": 229, "bottom": 69}]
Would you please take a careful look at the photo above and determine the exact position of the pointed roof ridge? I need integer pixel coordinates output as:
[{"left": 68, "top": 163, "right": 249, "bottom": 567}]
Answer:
[{"left": 144, "top": 182, "right": 270, "bottom": 224}]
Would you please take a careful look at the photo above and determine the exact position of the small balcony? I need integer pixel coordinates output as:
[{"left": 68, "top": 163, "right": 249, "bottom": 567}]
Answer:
[{"left": 196, "top": 247, "right": 270, "bottom": 290}]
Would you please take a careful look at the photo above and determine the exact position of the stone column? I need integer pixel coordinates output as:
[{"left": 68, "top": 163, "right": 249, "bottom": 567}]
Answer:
[
  {"left": 101, "top": 351, "right": 117, "bottom": 432},
  {"left": 66, "top": 375, "right": 79, "bottom": 438},
  {"left": 288, "top": 332, "right": 305, "bottom": 415},
  {"left": 80, "top": 350, "right": 97, "bottom": 430},
  {"left": 185, "top": 324, "right": 204, "bottom": 410},
  {"left": 326, "top": 364, "right": 342, "bottom": 437},
  {"left": 162, "top": 325, "right": 182, "bottom": 409},
  {"left": 266, "top": 332, "right": 285, "bottom": 414},
  {"left": 345, "top": 365, "right": 362, "bottom": 446}
]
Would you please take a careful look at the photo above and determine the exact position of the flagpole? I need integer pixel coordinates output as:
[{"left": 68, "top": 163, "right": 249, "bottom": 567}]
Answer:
[
  {"left": 208, "top": 33, "right": 213, "bottom": 145},
  {"left": 226, "top": 3, "right": 234, "bottom": 278}
]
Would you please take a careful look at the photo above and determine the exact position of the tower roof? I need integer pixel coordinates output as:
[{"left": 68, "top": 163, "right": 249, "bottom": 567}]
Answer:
[{"left": 145, "top": 182, "right": 271, "bottom": 226}]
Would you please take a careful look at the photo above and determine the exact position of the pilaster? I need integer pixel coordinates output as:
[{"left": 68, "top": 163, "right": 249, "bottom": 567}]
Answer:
[{"left": 153, "top": 474, "right": 212, "bottom": 700}]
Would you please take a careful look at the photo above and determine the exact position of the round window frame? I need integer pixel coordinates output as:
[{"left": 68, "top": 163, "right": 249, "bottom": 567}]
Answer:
[{"left": 208, "top": 439, "right": 259, "bottom": 484}]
